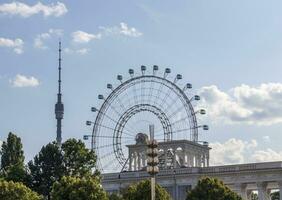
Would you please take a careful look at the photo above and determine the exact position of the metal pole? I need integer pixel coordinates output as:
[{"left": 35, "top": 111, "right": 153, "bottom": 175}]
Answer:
[
  {"left": 151, "top": 176, "right": 155, "bottom": 200},
  {"left": 149, "top": 124, "right": 156, "bottom": 200}
]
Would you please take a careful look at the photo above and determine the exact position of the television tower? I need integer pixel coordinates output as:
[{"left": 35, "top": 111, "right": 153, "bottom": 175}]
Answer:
[{"left": 55, "top": 41, "right": 64, "bottom": 146}]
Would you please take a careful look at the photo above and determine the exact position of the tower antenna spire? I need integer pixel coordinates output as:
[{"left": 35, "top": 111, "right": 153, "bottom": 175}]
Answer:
[{"left": 55, "top": 41, "right": 64, "bottom": 147}]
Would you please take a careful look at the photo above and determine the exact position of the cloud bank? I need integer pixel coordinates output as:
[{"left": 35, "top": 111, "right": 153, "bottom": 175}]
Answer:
[
  {"left": 72, "top": 31, "right": 101, "bottom": 43},
  {"left": 34, "top": 29, "right": 63, "bottom": 49},
  {"left": 72, "top": 23, "right": 143, "bottom": 43},
  {"left": 199, "top": 83, "right": 282, "bottom": 125},
  {"left": 10, "top": 74, "right": 40, "bottom": 88},
  {"left": 100, "top": 22, "right": 143, "bottom": 37},
  {"left": 0, "top": 37, "right": 24, "bottom": 54},
  {"left": 210, "top": 138, "right": 282, "bottom": 165},
  {"left": 0, "top": 1, "right": 67, "bottom": 17}
]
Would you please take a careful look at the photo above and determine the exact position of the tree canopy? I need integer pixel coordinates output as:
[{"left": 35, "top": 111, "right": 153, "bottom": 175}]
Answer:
[
  {"left": 186, "top": 177, "right": 242, "bottom": 200},
  {"left": 0, "top": 180, "right": 42, "bottom": 200},
  {"left": 1, "top": 132, "right": 25, "bottom": 170},
  {"left": 62, "top": 138, "right": 97, "bottom": 177},
  {"left": 108, "top": 193, "right": 123, "bottom": 200},
  {"left": 51, "top": 176, "right": 108, "bottom": 200},
  {"left": 121, "top": 179, "right": 171, "bottom": 200},
  {"left": 0, "top": 132, "right": 27, "bottom": 183},
  {"left": 28, "top": 139, "right": 99, "bottom": 199},
  {"left": 28, "top": 142, "right": 64, "bottom": 199}
]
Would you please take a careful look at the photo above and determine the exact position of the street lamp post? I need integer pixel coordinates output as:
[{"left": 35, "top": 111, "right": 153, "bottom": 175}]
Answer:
[{"left": 147, "top": 125, "right": 159, "bottom": 200}]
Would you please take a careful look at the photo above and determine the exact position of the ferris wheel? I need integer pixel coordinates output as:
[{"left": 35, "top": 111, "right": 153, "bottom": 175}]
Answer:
[{"left": 86, "top": 66, "right": 208, "bottom": 173}]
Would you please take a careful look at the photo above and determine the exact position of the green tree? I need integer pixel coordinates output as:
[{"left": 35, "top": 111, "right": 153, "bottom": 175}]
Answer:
[
  {"left": 0, "top": 132, "right": 27, "bottom": 183},
  {"left": 108, "top": 193, "right": 123, "bottom": 200},
  {"left": 186, "top": 177, "right": 243, "bottom": 200},
  {"left": 1, "top": 132, "right": 24, "bottom": 170},
  {"left": 121, "top": 179, "right": 171, "bottom": 200},
  {"left": 250, "top": 193, "right": 258, "bottom": 200},
  {"left": 28, "top": 142, "right": 64, "bottom": 199},
  {"left": 51, "top": 176, "right": 108, "bottom": 200},
  {"left": 62, "top": 139, "right": 97, "bottom": 177},
  {"left": 271, "top": 191, "right": 279, "bottom": 200},
  {"left": 0, "top": 180, "right": 42, "bottom": 200}
]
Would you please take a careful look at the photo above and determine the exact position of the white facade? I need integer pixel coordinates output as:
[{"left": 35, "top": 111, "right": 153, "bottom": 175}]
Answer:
[{"left": 102, "top": 161, "right": 282, "bottom": 200}]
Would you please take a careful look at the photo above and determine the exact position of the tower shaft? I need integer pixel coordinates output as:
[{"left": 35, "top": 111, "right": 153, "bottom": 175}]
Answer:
[{"left": 55, "top": 42, "right": 64, "bottom": 146}]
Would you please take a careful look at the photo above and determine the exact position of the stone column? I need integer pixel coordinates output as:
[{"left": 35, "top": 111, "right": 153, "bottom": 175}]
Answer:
[
  {"left": 196, "top": 154, "right": 201, "bottom": 167},
  {"left": 137, "top": 152, "right": 141, "bottom": 170},
  {"left": 257, "top": 182, "right": 270, "bottom": 200},
  {"left": 164, "top": 148, "right": 168, "bottom": 169},
  {"left": 247, "top": 190, "right": 253, "bottom": 200},
  {"left": 206, "top": 152, "right": 210, "bottom": 167},
  {"left": 191, "top": 155, "right": 195, "bottom": 167},
  {"left": 129, "top": 153, "right": 132, "bottom": 171},
  {"left": 278, "top": 181, "right": 282, "bottom": 200},
  {"left": 234, "top": 183, "right": 247, "bottom": 200},
  {"left": 173, "top": 148, "right": 177, "bottom": 168},
  {"left": 202, "top": 154, "right": 206, "bottom": 167},
  {"left": 133, "top": 152, "right": 137, "bottom": 171}
]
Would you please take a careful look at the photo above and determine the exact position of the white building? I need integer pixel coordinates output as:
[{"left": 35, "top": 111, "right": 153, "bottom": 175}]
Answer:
[{"left": 101, "top": 138, "right": 282, "bottom": 200}]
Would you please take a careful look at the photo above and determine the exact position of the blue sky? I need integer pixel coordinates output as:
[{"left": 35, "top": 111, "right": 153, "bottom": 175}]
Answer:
[{"left": 1, "top": 0, "right": 282, "bottom": 166}]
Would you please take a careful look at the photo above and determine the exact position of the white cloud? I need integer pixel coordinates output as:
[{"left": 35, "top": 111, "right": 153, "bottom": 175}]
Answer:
[
  {"left": 210, "top": 138, "right": 282, "bottom": 165},
  {"left": 252, "top": 149, "right": 282, "bottom": 162},
  {"left": 199, "top": 83, "right": 282, "bottom": 125},
  {"left": 100, "top": 22, "right": 143, "bottom": 37},
  {"left": 10, "top": 74, "right": 40, "bottom": 88},
  {"left": 71, "top": 23, "right": 142, "bottom": 44},
  {"left": 0, "top": 1, "right": 67, "bottom": 18},
  {"left": 34, "top": 29, "right": 63, "bottom": 49},
  {"left": 0, "top": 37, "right": 24, "bottom": 54},
  {"left": 64, "top": 47, "right": 90, "bottom": 55},
  {"left": 210, "top": 138, "right": 257, "bottom": 165},
  {"left": 72, "top": 31, "right": 101, "bottom": 43}
]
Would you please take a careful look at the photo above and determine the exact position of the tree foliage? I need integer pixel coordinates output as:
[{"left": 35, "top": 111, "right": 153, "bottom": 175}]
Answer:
[
  {"left": 51, "top": 176, "right": 108, "bottom": 200},
  {"left": 271, "top": 192, "right": 279, "bottom": 200},
  {"left": 62, "top": 139, "right": 97, "bottom": 177},
  {"left": 1, "top": 132, "right": 25, "bottom": 170},
  {"left": 121, "top": 179, "right": 171, "bottom": 200},
  {"left": 28, "top": 139, "right": 99, "bottom": 198},
  {"left": 0, "top": 132, "right": 27, "bottom": 183},
  {"left": 186, "top": 177, "right": 243, "bottom": 200},
  {"left": 28, "top": 142, "right": 64, "bottom": 198},
  {"left": 108, "top": 193, "right": 123, "bottom": 200},
  {"left": 250, "top": 193, "right": 258, "bottom": 200},
  {"left": 0, "top": 180, "right": 42, "bottom": 200}
]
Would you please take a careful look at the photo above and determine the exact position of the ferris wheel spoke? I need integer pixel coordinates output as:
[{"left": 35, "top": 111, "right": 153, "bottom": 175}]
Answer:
[
  {"left": 168, "top": 105, "right": 191, "bottom": 119},
  {"left": 96, "top": 143, "right": 113, "bottom": 149},
  {"left": 132, "top": 80, "right": 138, "bottom": 105},
  {"left": 153, "top": 80, "right": 165, "bottom": 108},
  {"left": 147, "top": 79, "right": 155, "bottom": 105},
  {"left": 106, "top": 99, "right": 140, "bottom": 134},
  {"left": 107, "top": 103, "right": 124, "bottom": 118},
  {"left": 159, "top": 87, "right": 173, "bottom": 111},
  {"left": 95, "top": 135, "right": 133, "bottom": 140},
  {"left": 163, "top": 95, "right": 182, "bottom": 114},
  {"left": 169, "top": 116, "right": 189, "bottom": 127},
  {"left": 100, "top": 151, "right": 115, "bottom": 159},
  {"left": 97, "top": 110, "right": 138, "bottom": 137},
  {"left": 95, "top": 122, "right": 136, "bottom": 137},
  {"left": 104, "top": 158, "right": 120, "bottom": 169}
]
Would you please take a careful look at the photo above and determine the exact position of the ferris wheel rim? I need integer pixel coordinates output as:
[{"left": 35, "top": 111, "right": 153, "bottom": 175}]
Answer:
[{"left": 91, "top": 73, "right": 200, "bottom": 172}]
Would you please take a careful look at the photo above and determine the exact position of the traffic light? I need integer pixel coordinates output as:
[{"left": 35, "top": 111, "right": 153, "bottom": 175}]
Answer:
[{"left": 147, "top": 139, "right": 159, "bottom": 176}]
